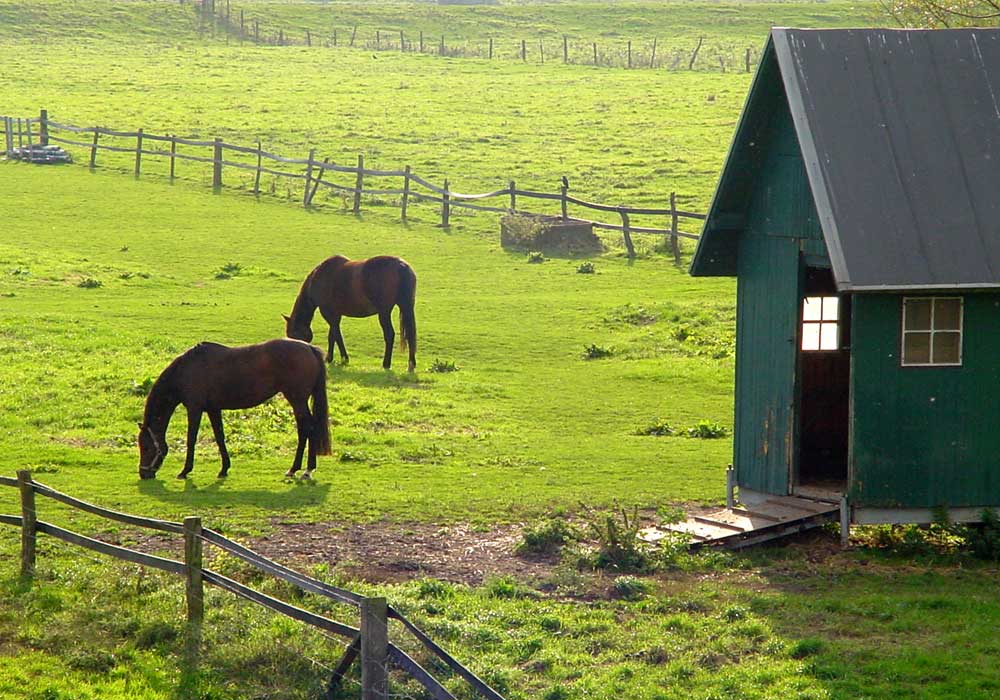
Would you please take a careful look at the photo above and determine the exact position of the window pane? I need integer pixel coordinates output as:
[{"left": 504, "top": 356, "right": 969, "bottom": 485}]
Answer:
[
  {"left": 803, "top": 297, "right": 822, "bottom": 322},
  {"left": 822, "top": 297, "right": 839, "bottom": 321},
  {"left": 904, "top": 299, "right": 932, "bottom": 330},
  {"left": 802, "top": 323, "right": 820, "bottom": 351},
  {"left": 820, "top": 323, "right": 839, "bottom": 350},
  {"left": 933, "top": 332, "right": 961, "bottom": 364},
  {"left": 903, "top": 332, "right": 931, "bottom": 364},
  {"left": 934, "top": 299, "right": 962, "bottom": 330}
]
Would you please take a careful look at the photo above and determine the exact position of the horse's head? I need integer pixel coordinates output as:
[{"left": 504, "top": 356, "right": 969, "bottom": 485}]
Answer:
[
  {"left": 283, "top": 313, "right": 313, "bottom": 343},
  {"left": 137, "top": 422, "right": 167, "bottom": 479}
]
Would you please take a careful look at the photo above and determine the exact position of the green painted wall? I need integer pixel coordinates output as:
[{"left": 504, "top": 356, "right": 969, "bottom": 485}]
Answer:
[
  {"left": 733, "top": 82, "right": 827, "bottom": 495},
  {"left": 850, "top": 293, "right": 1000, "bottom": 508}
]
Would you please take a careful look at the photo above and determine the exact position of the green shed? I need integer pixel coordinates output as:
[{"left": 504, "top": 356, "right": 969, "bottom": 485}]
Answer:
[{"left": 692, "top": 27, "right": 1000, "bottom": 525}]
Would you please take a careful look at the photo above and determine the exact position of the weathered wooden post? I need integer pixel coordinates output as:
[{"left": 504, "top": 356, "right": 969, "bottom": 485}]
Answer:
[
  {"left": 488, "top": 37, "right": 493, "bottom": 59},
  {"left": 254, "top": 18, "right": 259, "bottom": 43},
  {"left": 725, "top": 465, "right": 735, "bottom": 509},
  {"left": 670, "top": 191, "right": 681, "bottom": 264},
  {"left": 839, "top": 496, "right": 850, "bottom": 547},
  {"left": 3, "top": 117, "right": 12, "bottom": 157},
  {"left": 401, "top": 164, "right": 411, "bottom": 221},
  {"left": 134, "top": 128, "right": 144, "bottom": 177},
  {"left": 441, "top": 178, "right": 451, "bottom": 228},
  {"left": 353, "top": 154, "right": 364, "bottom": 214},
  {"left": 376, "top": 30, "right": 381, "bottom": 49},
  {"left": 18, "top": 470, "right": 36, "bottom": 579},
  {"left": 560, "top": 176, "right": 569, "bottom": 220},
  {"left": 360, "top": 597, "right": 389, "bottom": 700},
  {"left": 184, "top": 516, "right": 204, "bottom": 659},
  {"left": 279, "top": 28, "right": 284, "bottom": 45},
  {"left": 627, "top": 40, "right": 632, "bottom": 69},
  {"left": 521, "top": 39, "right": 526, "bottom": 62},
  {"left": 350, "top": 25, "right": 357, "bottom": 47},
  {"left": 619, "top": 207, "right": 635, "bottom": 258},
  {"left": 439, "top": 35, "right": 445, "bottom": 55},
  {"left": 253, "top": 140, "right": 262, "bottom": 194},
  {"left": 745, "top": 47, "right": 752, "bottom": 73},
  {"left": 650, "top": 38, "right": 657, "bottom": 68},
  {"left": 169, "top": 135, "right": 177, "bottom": 180},
  {"left": 563, "top": 35, "right": 568, "bottom": 63},
  {"left": 593, "top": 42, "right": 598, "bottom": 65},
  {"left": 212, "top": 137, "right": 223, "bottom": 189},
  {"left": 508, "top": 180, "right": 516, "bottom": 213},
  {"left": 689, "top": 36, "right": 703, "bottom": 70},
  {"left": 89, "top": 127, "right": 100, "bottom": 168},
  {"left": 239, "top": 9, "right": 244, "bottom": 39},
  {"left": 539, "top": 40, "right": 544, "bottom": 63},
  {"left": 400, "top": 30, "right": 404, "bottom": 51},
  {"left": 333, "top": 28, "right": 338, "bottom": 47},
  {"left": 38, "top": 109, "right": 48, "bottom": 146},
  {"left": 303, "top": 148, "right": 315, "bottom": 206},
  {"left": 418, "top": 30, "right": 423, "bottom": 52},
  {"left": 306, "top": 29, "right": 311, "bottom": 47}
]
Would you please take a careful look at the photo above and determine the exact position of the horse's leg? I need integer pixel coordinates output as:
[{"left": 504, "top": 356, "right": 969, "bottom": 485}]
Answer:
[
  {"left": 328, "top": 315, "right": 348, "bottom": 364},
  {"left": 285, "top": 398, "right": 309, "bottom": 478},
  {"left": 378, "top": 310, "right": 395, "bottom": 369},
  {"left": 208, "top": 410, "right": 231, "bottom": 478},
  {"left": 178, "top": 407, "right": 202, "bottom": 479}
]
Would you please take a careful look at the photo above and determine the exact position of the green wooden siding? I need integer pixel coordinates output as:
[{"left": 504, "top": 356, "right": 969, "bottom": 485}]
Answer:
[
  {"left": 733, "top": 82, "right": 827, "bottom": 495},
  {"left": 850, "top": 293, "right": 1000, "bottom": 508}
]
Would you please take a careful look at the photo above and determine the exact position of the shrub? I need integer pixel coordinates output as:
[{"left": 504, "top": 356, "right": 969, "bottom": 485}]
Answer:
[
  {"left": 789, "top": 638, "right": 825, "bottom": 659},
  {"left": 965, "top": 509, "right": 1000, "bottom": 560},
  {"left": 416, "top": 578, "right": 454, "bottom": 599},
  {"left": 428, "top": 358, "right": 458, "bottom": 373},
  {"left": 213, "top": 261, "right": 243, "bottom": 279},
  {"left": 582, "top": 344, "right": 613, "bottom": 360},
  {"left": 77, "top": 278, "right": 102, "bottom": 288},
  {"left": 682, "top": 420, "right": 729, "bottom": 439},
  {"left": 612, "top": 575, "right": 651, "bottom": 600},
  {"left": 526, "top": 251, "right": 545, "bottom": 264},
  {"left": 576, "top": 261, "right": 596, "bottom": 274},
  {"left": 583, "top": 504, "right": 653, "bottom": 573},
  {"left": 516, "top": 517, "right": 578, "bottom": 555},
  {"left": 485, "top": 575, "right": 533, "bottom": 599},
  {"left": 635, "top": 419, "right": 674, "bottom": 436}
]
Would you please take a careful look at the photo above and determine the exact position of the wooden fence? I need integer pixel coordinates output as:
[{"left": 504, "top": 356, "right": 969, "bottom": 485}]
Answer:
[
  {"left": 196, "top": 0, "right": 758, "bottom": 73},
  {"left": 1, "top": 110, "right": 705, "bottom": 259},
  {"left": 0, "top": 471, "right": 505, "bottom": 700}
]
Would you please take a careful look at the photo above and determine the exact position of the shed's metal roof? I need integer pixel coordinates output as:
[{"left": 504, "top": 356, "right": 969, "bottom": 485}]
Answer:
[{"left": 697, "top": 28, "right": 1000, "bottom": 291}]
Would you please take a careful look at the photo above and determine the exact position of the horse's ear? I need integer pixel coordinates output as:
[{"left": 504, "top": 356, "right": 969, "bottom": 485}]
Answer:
[
  {"left": 136, "top": 422, "right": 143, "bottom": 430},
  {"left": 281, "top": 314, "right": 291, "bottom": 322}
]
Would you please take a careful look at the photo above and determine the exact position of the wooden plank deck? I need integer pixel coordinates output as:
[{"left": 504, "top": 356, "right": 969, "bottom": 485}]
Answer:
[{"left": 641, "top": 495, "right": 840, "bottom": 550}]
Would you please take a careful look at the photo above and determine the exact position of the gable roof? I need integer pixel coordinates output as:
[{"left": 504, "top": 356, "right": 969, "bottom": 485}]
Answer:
[{"left": 692, "top": 28, "right": 1000, "bottom": 291}]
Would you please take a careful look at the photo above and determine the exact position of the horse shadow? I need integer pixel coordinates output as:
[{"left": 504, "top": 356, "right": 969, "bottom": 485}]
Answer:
[
  {"left": 137, "top": 474, "right": 332, "bottom": 510},
  {"left": 327, "top": 364, "right": 427, "bottom": 389}
]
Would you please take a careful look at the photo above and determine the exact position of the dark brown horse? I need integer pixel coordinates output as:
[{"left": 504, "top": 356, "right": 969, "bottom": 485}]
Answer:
[
  {"left": 284, "top": 255, "right": 417, "bottom": 372},
  {"left": 137, "top": 339, "right": 331, "bottom": 481}
]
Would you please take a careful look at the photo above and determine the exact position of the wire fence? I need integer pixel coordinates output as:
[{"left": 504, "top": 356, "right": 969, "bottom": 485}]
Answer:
[
  {"left": 2, "top": 109, "right": 705, "bottom": 259},
  {"left": 1, "top": 471, "right": 504, "bottom": 700}
]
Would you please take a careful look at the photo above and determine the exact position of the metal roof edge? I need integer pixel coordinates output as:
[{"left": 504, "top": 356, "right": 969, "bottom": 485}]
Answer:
[
  {"left": 771, "top": 28, "right": 853, "bottom": 290},
  {"left": 842, "top": 283, "right": 1000, "bottom": 292},
  {"left": 689, "top": 33, "right": 776, "bottom": 277}
]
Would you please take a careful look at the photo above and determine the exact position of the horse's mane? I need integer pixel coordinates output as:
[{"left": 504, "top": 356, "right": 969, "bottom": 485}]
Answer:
[{"left": 145, "top": 342, "right": 226, "bottom": 420}]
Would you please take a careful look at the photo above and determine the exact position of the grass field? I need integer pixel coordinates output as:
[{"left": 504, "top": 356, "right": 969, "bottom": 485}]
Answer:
[{"left": 6, "top": 3, "right": 1000, "bottom": 700}]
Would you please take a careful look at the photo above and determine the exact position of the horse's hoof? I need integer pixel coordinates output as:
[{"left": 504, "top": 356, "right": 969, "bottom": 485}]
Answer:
[
  {"left": 216, "top": 471, "right": 228, "bottom": 479},
  {"left": 284, "top": 470, "right": 296, "bottom": 479},
  {"left": 300, "top": 471, "right": 314, "bottom": 481},
  {"left": 176, "top": 472, "right": 189, "bottom": 480}
]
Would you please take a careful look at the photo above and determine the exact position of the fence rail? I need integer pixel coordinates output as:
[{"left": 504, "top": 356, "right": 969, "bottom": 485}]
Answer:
[
  {"left": 2, "top": 109, "right": 704, "bottom": 259},
  {"left": 196, "top": 0, "right": 759, "bottom": 74},
  {"left": 1, "top": 471, "right": 505, "bottom": 700}
]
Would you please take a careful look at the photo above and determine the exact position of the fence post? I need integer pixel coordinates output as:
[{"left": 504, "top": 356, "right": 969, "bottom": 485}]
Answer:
[
  {"left": 439, "top": 35, "right": 445, "bottom": 56},
  {"left": 253, "top": 140, "right": 262, "bottom": 194},
  {"left": 670, "top": 191, "right": 681, "bottom": 264},
  {"left": 689, "top": 36, "right": 703, "bottom": 70},
  {"left": 239, "top": 9, "right": 244, "bottom": 39},
  {"left": 212, "top": 137, "right": 223, "bottom": 189},
  {"left": 306, "top": 29, "right": 311, "bottom": 47},
  {"left": 746, "top": 47, "right": 752, "bottom": 73},
  {"left": 303, "top": 148, "right": 315, "bottom": 206},
  {"left": 400, "top": 30, "right": 404, "bottom": 51},
  {"left": 725, "top": 464, "right": 735, "bottom": 509},
  {"left": 489, "top": 37, "right": 493, "bottom": 59},
  {"left": 627, "top": 40, "right": 632, "bottom": 69},
  {"left": 619, "top": 207, "right": 635, "bottom": 258},
  {"left": 508, "top": 180, "right": 516, "bottom": 213},
  {"left": 38, "top": 109, "right": 48, "bottom": 146},
  {"left": 593, "top": 42, "right": 598, "bottom": 65},
  {"left": 521, "top": 39, "right": 526, "bottom": 62},
  {"left": 169, "top": 135, "right": 177, "bottom": 180},
  {"left": 401, "top": 164, "right": 411, "bottom": 221},
  {"left": 17, "top": 470, "right": 36, "bottom": 580},
  {"left": 563, "top": 35, "right": 568, "bottom": 63},
  {"left": 419, "top": 30, "right": 423, "bottom": 52},
  {"left": 333, "top": 28, "right": 337, "bottom": 47},
  {"left": 360, "top": 597, "right": 389, "bottom": 700},
  {"left": 254, "top": 18, "right": 259, "bottom": 42},
  {"left": 560, "top": 176, "right": 568, "bottom": 220},
  {"left": 441, "top": 178, "right": 450, "bottom": 228},
  {"left": 650, "top": 38, "right": 657, "bottom": 68},
  {"left": 184, "top": 516, "right": 204, "bottom": 660},
  {"left": 134, "top": 128, "right": 143, "bottom": 177},
  {"left": 376, "top": 30, "right": 381, "bottom": 50},
  {"left": 5, "top": 117, "right": 13, "bottom": 157},
  {"left": 89, "top": 127, "right": 99, "bottom": 168},
  {"left": 353, "top": 154, "right": 364, "bottom": 214},
  {"left": 350, "top": 25, "right": 357, "bottom": 47}
]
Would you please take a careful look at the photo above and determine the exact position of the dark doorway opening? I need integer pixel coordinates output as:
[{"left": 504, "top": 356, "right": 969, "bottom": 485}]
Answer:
[{"left": 796, "top": 267, "right": 850, "bottom": 493}]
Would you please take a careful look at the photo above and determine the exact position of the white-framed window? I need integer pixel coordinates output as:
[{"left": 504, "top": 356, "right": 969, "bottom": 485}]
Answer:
[
  {"left": 901, "top": 297, "right": 963, "bottom": 367},
  {"left": 801, "top": 296, "right": 840, "bottom": 351}
]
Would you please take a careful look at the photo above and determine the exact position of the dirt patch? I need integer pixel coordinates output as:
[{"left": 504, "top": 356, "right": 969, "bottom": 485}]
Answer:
[{"left": 254, "top": 520, "right": 560, "bottom": 586}]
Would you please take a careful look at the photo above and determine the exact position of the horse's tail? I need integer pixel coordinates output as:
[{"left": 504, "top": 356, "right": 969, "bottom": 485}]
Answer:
[
  {"left": 397, "top": 262, "right": 417, "bottom": 357},
  {"left": 310, "top": 348, "right": 332, "bottom": 456}
]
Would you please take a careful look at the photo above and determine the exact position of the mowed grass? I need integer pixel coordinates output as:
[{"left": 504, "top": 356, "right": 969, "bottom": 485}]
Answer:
[{"left": 0, "top": 162, "right": 733, "bottom": 526}]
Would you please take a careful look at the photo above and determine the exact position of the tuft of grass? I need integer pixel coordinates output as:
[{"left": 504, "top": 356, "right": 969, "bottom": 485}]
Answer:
[
  {"left": 576, "top": 261, "right": 596, "bottom": 274},
  {"left": 612, "top": 575, "right": 651, "bottom": 600},
  {"left": 681, "top": 420, "right": 729, "bottom": 439},
  {"left": 789, "top": 638, "right": 825, "bottom": 659},
  {"left": 582, "top": 343, "right": 613, "bottom": 360},
  {"left": 213, "top": 261, "right": 243, "bottom": 279},
  {"left": 428, "top": 358, "right": 458, "bottom": 373},
  {"left": 516, "top": 517, "right": 579, "bottom": 555},
  {"left": 76, "top": 277, "right": 102, "bottom": 288},
  {"left": 582, "top": 504, "right": 653, "bottom": 573},
  {"left": 526, "top": 251, "right": 545, "bottom": 264},
  {"left": 635, "top": 419, "right": 675, "bottom": 436}
]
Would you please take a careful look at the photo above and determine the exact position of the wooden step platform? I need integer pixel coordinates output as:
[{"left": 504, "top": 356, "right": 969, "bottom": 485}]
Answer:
[{"left": 640, "top": 495, "right": 839, "bottom": 550}]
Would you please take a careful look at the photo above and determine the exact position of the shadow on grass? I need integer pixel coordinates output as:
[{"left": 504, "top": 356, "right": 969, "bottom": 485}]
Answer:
[{"left": 137, "top": 474, "right": 331, "bottom": 510}]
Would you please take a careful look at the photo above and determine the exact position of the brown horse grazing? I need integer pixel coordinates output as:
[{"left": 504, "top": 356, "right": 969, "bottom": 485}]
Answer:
[
  {"left": 137, "top": 339, "right": 331, "bottom": 481},
  {"left": 284, "top": 255, "right": 417, "bottom": 372}
]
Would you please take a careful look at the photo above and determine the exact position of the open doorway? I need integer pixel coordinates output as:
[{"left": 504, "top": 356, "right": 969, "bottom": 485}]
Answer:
[{"left": 796, "top": 267, "right": 849, "bottom": 496}]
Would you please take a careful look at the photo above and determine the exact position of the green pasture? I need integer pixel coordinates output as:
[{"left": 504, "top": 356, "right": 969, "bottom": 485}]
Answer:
[{"left": 0, "top": 163, "right": 733, "bottom": 525}]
